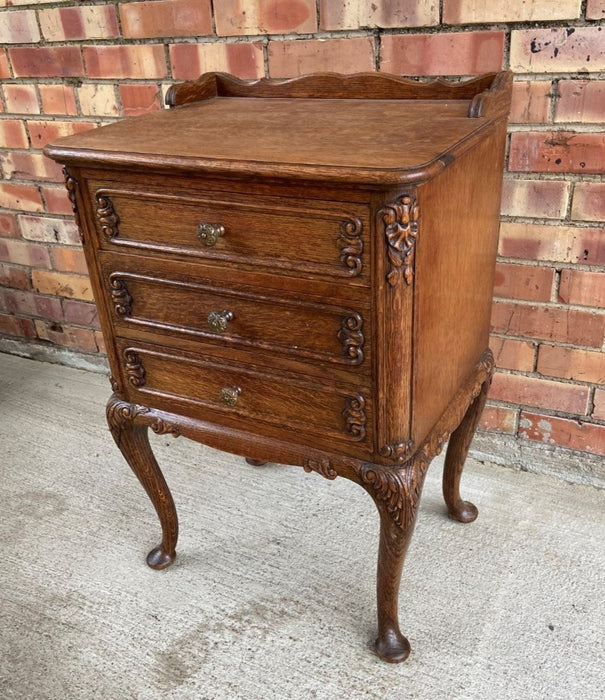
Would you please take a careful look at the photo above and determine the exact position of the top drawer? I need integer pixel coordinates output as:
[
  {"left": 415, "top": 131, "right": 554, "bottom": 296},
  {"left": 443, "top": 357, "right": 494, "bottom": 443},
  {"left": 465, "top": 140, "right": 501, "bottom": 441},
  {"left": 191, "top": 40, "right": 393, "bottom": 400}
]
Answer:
[{"left": 86, "top": 180, "right": 370, "bottom": 284}]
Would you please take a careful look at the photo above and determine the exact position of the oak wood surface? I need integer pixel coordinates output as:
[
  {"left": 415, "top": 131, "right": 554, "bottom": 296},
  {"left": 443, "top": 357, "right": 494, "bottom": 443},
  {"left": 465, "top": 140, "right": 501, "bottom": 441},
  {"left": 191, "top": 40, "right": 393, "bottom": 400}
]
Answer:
[{"left": 45, "top": 71, "right": 512, "bottom": 664}]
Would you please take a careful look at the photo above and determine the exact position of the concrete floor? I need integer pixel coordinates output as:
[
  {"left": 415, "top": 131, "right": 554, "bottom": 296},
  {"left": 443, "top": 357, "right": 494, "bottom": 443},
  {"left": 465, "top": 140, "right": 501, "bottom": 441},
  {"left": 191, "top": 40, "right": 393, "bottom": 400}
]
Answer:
[{"left": 0, "top": 351, "right": 604, "bottom": 699}]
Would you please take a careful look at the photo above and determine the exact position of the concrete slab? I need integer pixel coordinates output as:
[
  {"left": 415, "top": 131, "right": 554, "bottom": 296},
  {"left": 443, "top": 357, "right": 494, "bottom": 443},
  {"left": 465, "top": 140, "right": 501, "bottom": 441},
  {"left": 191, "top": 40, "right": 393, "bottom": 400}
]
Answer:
[{"left": 0, "top": 352, "right": 603, "bottom": 699}]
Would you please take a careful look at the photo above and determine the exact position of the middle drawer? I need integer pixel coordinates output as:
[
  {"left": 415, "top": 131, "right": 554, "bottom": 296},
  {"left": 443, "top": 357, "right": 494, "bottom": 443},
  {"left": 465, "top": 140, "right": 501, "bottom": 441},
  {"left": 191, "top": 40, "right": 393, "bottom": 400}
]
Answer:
[{"left": 100, "top": 253, "right": 369, "bottom": 376}]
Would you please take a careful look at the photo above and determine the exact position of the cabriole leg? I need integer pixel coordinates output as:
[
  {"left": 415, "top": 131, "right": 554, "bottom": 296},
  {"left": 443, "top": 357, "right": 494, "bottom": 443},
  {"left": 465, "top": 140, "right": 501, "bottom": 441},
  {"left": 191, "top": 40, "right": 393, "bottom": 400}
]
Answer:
[
  {"left": 359, "top": 462, "right": 428, "bottom": 663},
  {"left": 442, "top": 377, "right": 490, "bottom": 523},
  {"left": 106, "top": 396, "right": 178, "bottom": 569}
]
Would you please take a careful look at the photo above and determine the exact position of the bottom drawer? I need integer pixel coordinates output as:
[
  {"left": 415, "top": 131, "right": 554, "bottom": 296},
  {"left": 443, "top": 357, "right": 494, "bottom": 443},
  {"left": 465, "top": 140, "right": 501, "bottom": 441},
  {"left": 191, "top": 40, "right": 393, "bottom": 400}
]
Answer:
[{"left": 115, "top": 340, "right": 371, "bottom": 449}]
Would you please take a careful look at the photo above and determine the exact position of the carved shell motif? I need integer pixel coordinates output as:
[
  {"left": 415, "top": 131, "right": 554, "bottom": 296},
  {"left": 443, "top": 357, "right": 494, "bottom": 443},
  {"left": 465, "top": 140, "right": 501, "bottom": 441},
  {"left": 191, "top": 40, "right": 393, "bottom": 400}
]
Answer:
[{"left": 380, "top": 194, "right": 419, "bottom": 287}]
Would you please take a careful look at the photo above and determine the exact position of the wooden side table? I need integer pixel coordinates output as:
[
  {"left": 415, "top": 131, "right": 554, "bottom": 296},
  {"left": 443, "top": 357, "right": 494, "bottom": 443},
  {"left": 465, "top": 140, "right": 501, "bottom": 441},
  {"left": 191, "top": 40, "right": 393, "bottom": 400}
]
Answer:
[{"left": 45, "top": 71, "right": 512, "bottom": 662}]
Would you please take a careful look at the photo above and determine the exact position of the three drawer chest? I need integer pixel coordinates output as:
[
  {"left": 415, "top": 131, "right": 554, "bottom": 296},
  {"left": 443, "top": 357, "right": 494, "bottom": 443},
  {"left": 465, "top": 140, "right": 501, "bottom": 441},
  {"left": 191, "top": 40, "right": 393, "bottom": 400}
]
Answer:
[{"left": 46, "top": 71, "right": 512, "bottom": 662}]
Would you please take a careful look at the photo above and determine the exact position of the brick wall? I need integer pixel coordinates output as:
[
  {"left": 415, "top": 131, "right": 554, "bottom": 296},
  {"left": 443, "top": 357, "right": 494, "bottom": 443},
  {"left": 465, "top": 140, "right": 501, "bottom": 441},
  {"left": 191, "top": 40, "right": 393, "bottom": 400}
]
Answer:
[{"left": 1, "top": 1, "right": 604, "bottom": 458}]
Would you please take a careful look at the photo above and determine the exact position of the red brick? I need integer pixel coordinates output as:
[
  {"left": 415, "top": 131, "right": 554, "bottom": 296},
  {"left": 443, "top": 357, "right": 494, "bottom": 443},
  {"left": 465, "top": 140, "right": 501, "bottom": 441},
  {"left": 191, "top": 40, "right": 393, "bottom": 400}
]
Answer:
[
  {"left": 77, "top": 84, "right": 119, "bottom": 118},
  {"left": 19, "top": 215, "right": 80, "bottom": 245},
  {"left": 0, "top": 264, "right": 29, "bottom": 290},
  {"left": 0, "top": 213, "right": 18, "bottom": 238},
  {"left": 571, "top": 182, "right": 605, "bottom": 222},
  {"left": 51, "top": 246, "right": 88, "bottom": 274},
  {"left": 0, "top": 9, "right": 40, "bottom": 44},
  {"left": 94, "top": 330, "right": 106, "bottom": 354},
  {"left": 479, "top": 404, "right": 518, "bottom": 434},
  {"left": 491, "top": 372, "right": 589, "bottom": 414},
  {"left": 34, "top": 319, "right": 97, "bottom": 352},
  {"left": 119, "top": 84, "right": 161, "bottom": 117},
  {"left": 39, "top": 84, "right": 78, "bottom": 116},
  {"left": 120, "top": 0, "right": 212, "bottom": 38},
  {"left": 31, "top": 269, "right": 93, "bottom": 301},
  {"left": 84, "top": 45, "right": 167, "bottom": 80},
  {"left": 170, "top": 42, "right": 264, "bottom": 80},
  {"left": 2, "top": 152, "right": 64, "bottom": 182},
  {"left": 0, "top": 288, "right": 62, "bottom": 320},
  {"left": 62, "top": 299, "right": 99, "bottom": 327},
  {"left": 537, "top": 345, "right": 605, "bottom": 384},
  {"left": 559, "top": 269, "right": 605, "bottom": 308},
  {"left": 586, "top": 0, "right": 605, "bottom": 20},
  {"left": 593, "top": 388, "right": 605, "bottom": 420},
  {"left": 501, "top": 179, "right": 570, "bottom": 219},
  {"left": 320, "top": 0, "right": 437, "bottom": 29},
  {"left": 490, "top": 337, "right": 536, "bottom": 372},
  {"left": 509, "top": 81, "right": 551, "bottom": 124},
  {"left": 509, "top": 131, "right": 605, "bottom": 174},
  {"left": 0, "top": 183, "right": 43, "bottom": 212},
  {"left": 268, "top": 37, "right": 375, "bottom": 78},
  {"left": 498, "top": 222, "right": 605, "bottom": 265},
  {"left": 491, "top": 300, "right": 605, "bottom": 348},
  {"left": 0, "top": 50, "right": 10, "bottom": 79},
  {"left": 27, "top": 120, "right": 96, "bottom": 148},
  {"left": 0, "top": 119, "right": 29, "bottom": 149},
  {"left": 9, "top": 46, "right": 84, "bottom": 78},
  {"left": 380, "top": 31, "right": 504, "bottom": 75},
  {"left": 3, "top": 84, "right": 39, "bottom": 114},
  {"left": 519, "top": 411, "right": 605, "bottom": 456},
  {"left": 40, "top": 186, "right": 74, "bottom": 216},
  {"left": 39, "top": 5, "right": 119, "bottom": 41},
  {"left": 0, "top": 313, "right": 36, "bottom": 340},
  {"left": 555, "top": 80, "right": 605, "bottom": 123},
  {"left": 216, "top": 0, "right": 316, "bottom": 35},
  {"left": 493, "top": 262, "right": 554, "bottom": 302},
  {"left": 510, "top": 27, "right": 605, "bottom": 73},
  {"left": 0, "top": 238, "right": 50, "bottom": 268},
  {"left": 443, "top": 0, "right": 581, "bottom": 23}
]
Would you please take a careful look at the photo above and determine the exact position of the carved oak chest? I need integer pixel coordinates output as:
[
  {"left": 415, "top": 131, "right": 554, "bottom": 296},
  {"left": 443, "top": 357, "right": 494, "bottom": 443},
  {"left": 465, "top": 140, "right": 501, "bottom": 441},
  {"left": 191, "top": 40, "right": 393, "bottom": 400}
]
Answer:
[{"left": 45, "top": 71, "right": 512, "bottom": 662}]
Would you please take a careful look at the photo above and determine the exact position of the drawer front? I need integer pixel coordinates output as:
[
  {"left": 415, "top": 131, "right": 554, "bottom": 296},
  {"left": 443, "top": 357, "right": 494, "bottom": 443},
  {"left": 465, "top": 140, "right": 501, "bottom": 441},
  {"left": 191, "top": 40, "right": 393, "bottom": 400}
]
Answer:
[
  {"left": 89, "top": 183, "right": 369, "bottom": 283},
  {"left": 105, "top": 267, "right": 368, "bottom": 371},
  {"left": 115, "top": 341, "right": 371, "bottom": 449}
]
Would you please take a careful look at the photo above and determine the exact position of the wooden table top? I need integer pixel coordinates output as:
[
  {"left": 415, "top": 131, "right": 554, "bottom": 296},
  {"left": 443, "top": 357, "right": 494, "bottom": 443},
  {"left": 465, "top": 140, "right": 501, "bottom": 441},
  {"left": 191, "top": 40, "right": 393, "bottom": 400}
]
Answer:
[{"left": 45, "top": 96, "right": 492, "bottom": 185}]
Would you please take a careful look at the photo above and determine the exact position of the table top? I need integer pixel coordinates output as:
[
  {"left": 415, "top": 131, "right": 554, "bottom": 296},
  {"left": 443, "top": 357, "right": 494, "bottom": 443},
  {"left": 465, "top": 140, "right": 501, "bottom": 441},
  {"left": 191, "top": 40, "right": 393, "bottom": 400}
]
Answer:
[{"left": 45, "top": 95, "right": 493, "bottom": 185}]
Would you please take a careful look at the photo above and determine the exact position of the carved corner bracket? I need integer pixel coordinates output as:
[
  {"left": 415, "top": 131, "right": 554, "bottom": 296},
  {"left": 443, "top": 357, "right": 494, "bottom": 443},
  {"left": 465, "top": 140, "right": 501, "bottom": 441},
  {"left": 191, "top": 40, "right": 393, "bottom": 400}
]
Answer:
[
  {"left": 96, "top": 194, "right": 120, "bottom": 240},
  {"left": 379, "top": 194, "right": 419, "bottom": 287},
  {"left": 106, "top": 395, "right": 181, "bottom": 437}
]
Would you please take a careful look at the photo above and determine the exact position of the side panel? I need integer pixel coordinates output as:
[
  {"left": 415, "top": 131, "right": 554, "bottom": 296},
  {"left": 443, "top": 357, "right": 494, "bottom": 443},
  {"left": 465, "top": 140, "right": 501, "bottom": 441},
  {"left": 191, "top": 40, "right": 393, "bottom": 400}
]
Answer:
[{"left": 411, "top": 122, "right": 507, "bottom": 445}]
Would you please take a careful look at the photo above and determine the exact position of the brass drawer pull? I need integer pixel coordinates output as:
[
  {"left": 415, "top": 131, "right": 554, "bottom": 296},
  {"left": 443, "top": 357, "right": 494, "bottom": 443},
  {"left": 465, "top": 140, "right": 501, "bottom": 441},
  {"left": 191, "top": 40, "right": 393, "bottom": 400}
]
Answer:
[
  {"left": 219, "top": 385, "right": 241, "bottom": 407},
  {"left": 207, "top": 310, "right": 233, "bottom": 333},
  {"left": 197, "top": 221, "right": 225, "bottom": 247}
]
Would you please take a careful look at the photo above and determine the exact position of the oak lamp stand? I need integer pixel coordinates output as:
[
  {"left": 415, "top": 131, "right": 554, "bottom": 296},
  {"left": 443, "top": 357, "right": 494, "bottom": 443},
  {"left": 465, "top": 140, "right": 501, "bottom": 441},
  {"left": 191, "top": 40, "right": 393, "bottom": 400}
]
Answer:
[{"left": 45, "top": 71, "right": 512, "bottom": 663}]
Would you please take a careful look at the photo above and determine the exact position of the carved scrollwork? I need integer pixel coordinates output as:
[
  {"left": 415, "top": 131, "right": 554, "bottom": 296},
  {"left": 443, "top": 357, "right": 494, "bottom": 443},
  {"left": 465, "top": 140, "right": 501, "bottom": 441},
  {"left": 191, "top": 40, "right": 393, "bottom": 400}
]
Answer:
[
  {"left": 359, "top": 464, "right": 420, "bottom": 529},
  {"left": 106, "top": 396, "right": 180, "bottom": 437},
  {"left": 338, "top": 313, "right": 364, "bottom": 364},
  {"left": 343, "top": 394, "right": 367, "bottom": 441},
  {"left": 106, "top": 396, "right": 150, "bottom": 430},
  {"left": 109, "top": 374, "right": 121, "bottom": 393},
  {"left": 109, "top": 277, "right": 132, "bottom": 316},
  {"left": 62, "top": 168, "right": 83, "bottom": 240},
  {"left": 379, "top": 194, "right": 419, "bottom": 287},
  {"left": 96, "top": 194, "right": 120, "bottom": 240},
  {"left": 337, "top": 217, "right": 363, "bottom": 276},
  {"left": 124, "top": 351, "right": 146, "bottom": 387},
  {"left": 303, "top": 458, "right": 338, "bottom": 480},
  {"left": 379, "top": 440, "right": 415, "bottom": 464}
]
